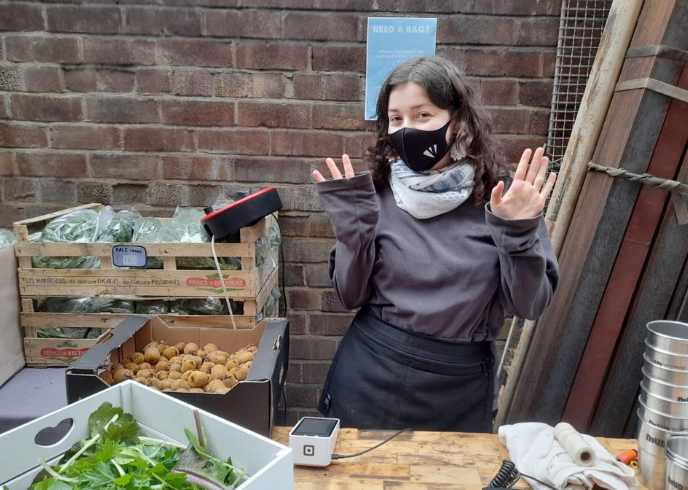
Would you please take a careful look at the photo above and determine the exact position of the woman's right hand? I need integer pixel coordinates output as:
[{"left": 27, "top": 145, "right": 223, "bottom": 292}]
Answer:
[{"left": 313, "top": 154, "right": 355, "bottom": 182}]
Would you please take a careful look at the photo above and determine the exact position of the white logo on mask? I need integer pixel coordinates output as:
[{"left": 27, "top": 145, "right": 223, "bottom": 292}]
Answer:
[{"left": 423, "top": 145, "right": 438, "bottom": 158}]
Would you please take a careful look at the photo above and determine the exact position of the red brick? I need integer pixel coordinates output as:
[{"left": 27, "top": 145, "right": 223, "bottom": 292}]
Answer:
[
  {"left": 278, "top": 215, "right": 308, "bottom": 236},
  {"left": 11, "top": 94, "right": 83, "bottom": 122},
  {"left": 251, "top": 73, "right": 286, "bottom": 98},
  {"left": 0, "top": 66, "right": 21, "bottom": 91},
  {"left": 47, "top": 6, "right": 121, "bottom": 34},
  {"left": 112, "top": 183, "right": 147, "bottom": 204},
  {"left": 497, "top": 135, "right": 547, "bottom": 164},
  {"left": 272, "top": 131, "right": 344, "bottom": 157},
  {"left": 84, "top": 38, "right": 156, "bottom": 66},
  {"left": 213, "top": 72, "right": 251, "bottom": 98},
  {"left": 5, "top": 35, "right": 81, "bottom": 63},
  {"left": 301, "top": 361, "right": 331, "bottom": 384},
  {"left": 148, "top": 182, "right": 184, "bottom": 207},
  {"left": 237, "top": 102, "right": 310, "bottom": 129},
  {"left": 488, "top": 107, "right": 531, "bottom": 135},
  {"left": 284, "top": 12, "right": 358, "bottom": 41},
  {"left": 313, "top": 0, "right": 393, "bottom": 9},
  {"left": 394, "top": 0, "right": 559, "bottom": 14},
  {"left": 461, "top": 48, "right": 553, "bottom": 78},
  {"left": 86, "top": 97, "right": 159, "bottom": 124},
  {"left": 293, "top": 75, "right": 324, "bottom": 100},
  {"left": 321, "top": 290, "right": 348, "bottom": 312},
  {"left": 186, "top": 184, "right": 223, "bottom": 207},
  {"left": 312, "top": 103, "right": 367, "bottom": 130},
  {"left": 439, "top": 16, "right": 516, "bottom": 45},
  {"left": 239, "top": 0, "right": 310, "bottom": 7},
  {"left": 286, "top": 361, "right": 303, "bottom": 383},
  {"left": 0, "top": 152, "right": 14, "bottom": 175},
  {"left": 77, "top": 182, "right": 112, "bottom": 204},
  {"left": 171, "top": 70, "right": 213, "bottom": 96},
  {"left": 136, "top": 69, "right": 171, "bottom": 94},
  {"left": 90, "top": 153, "right": 159, "bottom": 180},
  {"left": 161, "top": 155, "right": 232, "bottom": 180},
  {"left": 64, "top": 68, "right": 97, "bottom": 92},
  {"left": 0, "top": 123, "right": 48, "bottom": 148},
  {"left": 286, "top": 312, "right": 306, "bottom": 335},
  {"left": 283, "top": 263, "right": 305, "bottom": 286},
  {"left": 236, "top": 42, "right": 308, "bottom": 70},
  {"left": 276, "top": 185, "right": 321, "bottom": 211},
  {"left": 203, "top": 10, "right": 280, "bottom": 39},
  {"left": 324, "top": 74, "right": 362, "bottom": 101},
  {"left": 123, "top": 7, "right": 202, "bottom": 36},
  {"left": 4, "top": 178, "right": 37, "bottom": 201},
  {"left": 541, "top": 51, "right": 556, "bottom": 78},
  {"left": 520, "top": 80, "right": 554, "bottom": 107},
  {"left": 308, "top": 215, "right": 334, "bottom": 238},
  {"left": 161, "top": 100, "right": 235, "bottom": 127},
  {"left": 342, "top": 132, "right": 375, "bottom": 160},
  {"left": 305, "top": 263, "right": 331, "bottom": 287},
  {"left": 308, "top": 312, "right": 352, "bottom": 335},
  {"left": 284, "top": 384, "right": 319, "bottom": 407},
  {"left": 40, "top": 180, "right": 76, "bottom": 203},
  {"left": 0, "top": 4, "right": 44, "bottom": 31},
  {"left": 124, "top": 127, "right": 195, "bottom": 152},
  {"left": 283, "top": 237, "right": 333, "bottom": 263},
  {"left": 232, "top": 157, "right": 312, "bottom": 184},
  {"left": 97, "top": 69, "right": 135, "bottom": 92},
  {"left": 51, "top": 125, "right": 120, "bottom": 150},
  {"left": 528, "top": 109, "right": 551, "bottom": 135},
  {"left": 197, "top": 129, "right": 269, "bottom": 155},
  {"left": 0, "top": 95, "right": 8, "bottom": 119},
  {"left": 312, "top": 46, "right": 365, "bottom": 73},
  {"left": 478, "top": 78, "right": 519, "bottom": 105},
  {"left": 23, "top": 66, "right": 63, "bottom": 93},
  {"left": 17, "top": 152, "right": 87, "bottom": 177},
  {"left": 290, "top": 336, "right": 338, "bottom": 361},
  {"left": 159, "top": 39, "right": 233, "bottom": 68},
  {"left": 287, "top": 288, "right": 321, "bottom": 310}
]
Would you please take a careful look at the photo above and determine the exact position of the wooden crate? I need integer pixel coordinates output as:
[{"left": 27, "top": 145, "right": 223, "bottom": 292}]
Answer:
[{"left": 14, "top": 203, "right": 281, "bottom": 366}]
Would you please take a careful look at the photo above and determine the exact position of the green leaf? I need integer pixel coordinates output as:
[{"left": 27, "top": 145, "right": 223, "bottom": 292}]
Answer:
[
  {"left": 88, "top": 402, "right": 139, "bottom": 445},
  {"left": 95, "top": 439, "right": 118, "bottom": 463},
  {"left": 113, "top": 474, "right": 132, "bottom": 486}
]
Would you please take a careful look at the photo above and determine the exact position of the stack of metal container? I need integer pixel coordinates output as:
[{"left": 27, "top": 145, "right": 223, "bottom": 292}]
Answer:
[{"left": 639, "top": 320, "right": 688, "bottom": 489}]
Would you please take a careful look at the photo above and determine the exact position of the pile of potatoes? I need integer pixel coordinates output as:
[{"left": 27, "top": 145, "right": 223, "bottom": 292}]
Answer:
[{"left": 100, "top": 340, "right": 256, "bottom": 394}]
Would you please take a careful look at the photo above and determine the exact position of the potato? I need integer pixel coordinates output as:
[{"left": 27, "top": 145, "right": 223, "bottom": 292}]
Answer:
[
  {"left": 143, "top": 342, "right": 158, "bottom": 352},
  {"left": 174, "top": 342, "right": 186, "bottom": 352},
  {"left": 125, "top": 362, "right": 138, "bottom": 372},
  {"left": 169, "top": 362, "right": 182, "bottom": 373},
  {"left": 169, "top": 356, "right": 183, "bottom": 365},
  {"left": 112, "top": 363, "right": 124, "bottom": 372},
  {"left": 149, "top": 378, "right": 162, "bottom": 390},
  {"left": 161, "top": 379, "right": 174, "bottom": 390},
  {"left": 246, "top": 345, "right": 257, "bottom": 354},
  {"left": 156, "top": 342, "right": 169, "bottom": 355},
  {"left": 196, "top": 349, "right": 207, "bottom": 359},
  {"left": 171, "top": 379, "right": 189, "bottom": 390},
  {"left": 181, "top": 360, "right": 196, "bottom": 373},
  {"left": 99, "top": 371, "right": 114, "bottom": 385},
  {"left": 215, "top": 387, "right": 230, "bottom": 394},
  {"left": 168, "top": 371, "right": 182, "bottom": 380},
  {"left": 181, "top": 370, "right": 192, "bottom": 381},
  {"left": 235, "top": 364, "right": 250, "bottom": 382},
  {"left": 135, "top": 377, "right": 148, "bottom": 385},
  {"left": 229, "top": 366, "right": 239, "bottom": 376},
  {"left": 137, "top": 362, "right": 152, "bottom": 372},
  {"left": 205, "top": 379, "right": 225, "bottom": 393},
  {"left": 200, "top": 361, "right": 215, "bottom": 374},
  {"left": 131, "top": 352, "right": 145, "bottom": 364},
  {"left": 235, "top": 351, "right": 254, "bottom": 365},
  {"left": 137, "top": 369, "right": 153, "bottom": 379},
  {"left": 210, "top": 365, "right": 227, "bottom": 380},
  {"left": 188, "top": 371, "right": 209, "bottom": 388},
  {"left": 144, "top": 347, "right": 161, "bottom": 364},
  {"left": 155, "top": 361, "right": 168, "bottom": 372},
  {"left": 183, "top": 354, "right": 202, "bottom": 367},
  {"left": 225, "top": 360, "right": 239, "bottom": 370},
  {"left": 206, "top": 351, "right": 227, "bottom": 364},
  {"left": 189, "top": 388, "right": 205, "bottom": 393},
  {"left": 223, "top": 374, "right": 238, "bottom": 389},
  {"left": 176, "top": 388, "right": 189, "bottom": 393},
  {"left": 163, "top": 346, "right": 179, "bottom": 359},
  {"left": 114, "top": 369, "right": 134, "bottom": 384},
  {"left": 203, "top": 343, "right": 219, "bottom": 353},
  {"left": 155, "top": 371, "right": 169, "bottom": 381},
  {"left": 159, "top": 356, "right": 169, "bottom": 363},
  {"left": 184, "top": 343, "right": 199, "bottom": 355}
]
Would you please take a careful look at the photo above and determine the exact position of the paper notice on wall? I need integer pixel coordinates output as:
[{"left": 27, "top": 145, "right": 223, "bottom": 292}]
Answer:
[{"left": 365, "top": 17, "right": 438, "bottom": 120}]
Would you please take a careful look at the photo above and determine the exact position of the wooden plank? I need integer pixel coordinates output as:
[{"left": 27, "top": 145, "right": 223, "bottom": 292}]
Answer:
[
  {"left": 590, "top": 149, "right": 688, "bottom": 436},
  {"left": 24, "top": 338, "right": 97, "bottom": 367},
  {"left": 562, "top": 64, "right": 688, "bottom": 430},
  {"left": 14, "top": 242, "right": 254, "bottom": 258},
  {"left": 13, "top": 203, "right": 102, "bottom": 226},
  {"left": 241, "top": 212, "right": 277, "bottom": 244},
  {"left": 506, "top": 0, "right": 688, "bottom": 425},
  {"left": 665, "top": 253, "right": 688, "bottom": 320}
]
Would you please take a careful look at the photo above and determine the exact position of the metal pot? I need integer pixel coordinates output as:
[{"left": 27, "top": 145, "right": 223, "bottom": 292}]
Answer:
[
  {"left": 645, "top": 341, "right": 688, "bottom": 371},
  {"left": 644, "top": 353, "right": 688, "bottom": 386},
  {"left": 642, "top": 367, "right": 688, "bottom": 402},
  {"left": 646, "top": 320, "right": 688, "bottom": 355},
  {"left": 666, "top": 435, "right": 688, "bottom": 490},
  {"left": 638, "top": 395, "right": 688, "bottom": 431},
  {"left": 641, "top": 382, "right": 688, "bottom": 418}
]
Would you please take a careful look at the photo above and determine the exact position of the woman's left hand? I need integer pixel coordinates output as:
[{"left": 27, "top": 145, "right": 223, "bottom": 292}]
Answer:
[{"left": 490, "top": 147, "right": 557, "bottom": 220}]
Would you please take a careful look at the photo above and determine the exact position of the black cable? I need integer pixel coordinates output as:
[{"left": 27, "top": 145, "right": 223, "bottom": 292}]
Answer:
[
  {"left": 489, "top": 460, "right": 559, "bottom": 490},
  {"left": 281, "top": 387, "right": 287, "bottom": 426},
  {"left": 270, "top": 213, "right": 288, "bottom": 316},
  {"left": 332, "top": 428, "right": 411, "bottom": 460}
]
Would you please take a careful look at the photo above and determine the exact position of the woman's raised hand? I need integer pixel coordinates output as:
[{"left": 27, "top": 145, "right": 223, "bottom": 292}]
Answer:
[
  {"left": 490, "top": 147, "right": 557, "bottom": 220},
  {"left": 313, "top": 154, "right": 355, "bottom": 182}
]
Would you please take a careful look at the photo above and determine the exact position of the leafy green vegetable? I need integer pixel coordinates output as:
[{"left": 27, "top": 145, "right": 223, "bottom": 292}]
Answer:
[
  {"left": 97, "top": 208, "right": 141, "bottom": 243},
  {"left": 171, "top": 297, "right": 242, "bottom": 316},
  {"left": 37, "top": 299, "right": 135, "bottom": 339},
  {"left": 132, "top": 217, "right": 165, "bottom": 269},
  {"left": 0, "top": 229, "right": 15, "bottom": 248},
  {"left": 32, "top": 210, "right": 100, "bottom": 269}
]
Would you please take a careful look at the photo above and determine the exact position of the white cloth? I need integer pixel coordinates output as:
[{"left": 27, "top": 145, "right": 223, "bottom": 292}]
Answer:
[
  {"left": 498, "top": 423, "right": 639, "bottom": 490},
  {"left": 389, "top": 158, "right": 475, "bottom": 219}
]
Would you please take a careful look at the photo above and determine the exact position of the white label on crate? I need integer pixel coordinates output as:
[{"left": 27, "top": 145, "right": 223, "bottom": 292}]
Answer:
[{"left": 112, "top": 246, "right": 147, "bottom": 268}]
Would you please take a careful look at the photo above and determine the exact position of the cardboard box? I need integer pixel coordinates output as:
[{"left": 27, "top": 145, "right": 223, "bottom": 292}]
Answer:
[
  {"left": 0, "top": 380, "right": 294, "bottom": 490},
  {"left": 0, "top": 245, "right": 24, "bottom": 388},
  {"left": 66, "top": 316, "right": 289, "bottom": 438}
]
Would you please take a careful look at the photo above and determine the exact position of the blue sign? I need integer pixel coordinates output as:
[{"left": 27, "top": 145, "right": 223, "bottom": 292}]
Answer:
[
  {"left": 112, "top": 245, "right": 147, "bottom": 268},
  {"left": 365, "top": 17, "right": 438, "bottom": 120}
]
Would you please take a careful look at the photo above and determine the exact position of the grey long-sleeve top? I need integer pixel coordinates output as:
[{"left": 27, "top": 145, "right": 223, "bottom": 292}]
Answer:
[{"left": 315, "top": 171, "right": 559, "bottom": 342}]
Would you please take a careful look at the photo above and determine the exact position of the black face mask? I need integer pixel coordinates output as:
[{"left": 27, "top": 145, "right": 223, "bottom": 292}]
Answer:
[{"left": 389, "top": 119, "right": 453, "bottom": 172}]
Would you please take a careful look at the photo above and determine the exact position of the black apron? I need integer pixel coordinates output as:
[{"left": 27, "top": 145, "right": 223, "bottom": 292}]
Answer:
[{"left": 318, "top": 307, "right": 495, "bottom": 432}]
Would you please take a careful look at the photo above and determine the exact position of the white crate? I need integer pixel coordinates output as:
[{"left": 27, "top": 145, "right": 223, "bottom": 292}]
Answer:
[{"left": 0, "top": 380, "right": 294, "bottom": 490}]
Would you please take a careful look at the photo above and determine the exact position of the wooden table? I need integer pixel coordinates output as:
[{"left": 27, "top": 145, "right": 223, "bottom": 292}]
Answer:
[{"left": 272, "top": 427, "right": 646, "bottom": 489}]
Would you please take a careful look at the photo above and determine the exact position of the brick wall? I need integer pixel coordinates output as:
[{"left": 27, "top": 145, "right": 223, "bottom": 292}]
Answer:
[{"left": 0, "top": 0, "right": 560, "bottom": 423}]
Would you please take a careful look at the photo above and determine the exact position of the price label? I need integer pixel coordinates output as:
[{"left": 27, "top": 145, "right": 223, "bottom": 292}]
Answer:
[{"left": 112, "top": 245, "right": 147, "bottom": 268}]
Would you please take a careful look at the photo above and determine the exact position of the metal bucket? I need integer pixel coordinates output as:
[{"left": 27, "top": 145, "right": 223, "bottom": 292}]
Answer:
[
  {"left": 638, "top": 396, "right": 688, "bottom": 431},
  {"left": 666, "top": 435, "right": 688, "bottom": 490},
  {"left": 646, "top": 320, "right": 688, "bottom": 355},
  {"left": 641, "top": 382, "right": 688, "bottom": 418},
  {"left": 644, "top": 353, "right": 688, "bottom": 386},
  {"left": 637, "top": 411, "right": 685, "bottom": 490},
  {"left": 645, "top": 341, "right": 688, "bottom": 371},
  {"left": 643, "top": 367, "right": 688, "bottom": 402}
]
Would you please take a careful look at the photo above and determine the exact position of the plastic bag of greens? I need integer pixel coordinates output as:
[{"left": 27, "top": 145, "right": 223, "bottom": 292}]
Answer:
[
  {"left": 171, "top": 297, "right": 243, "bottom": 316},
  {"left": 135, "top": 300, "right": 169, "bottom": 314},
  {"left": 36, "top": 297, "right": 136, "bottom": 339},
  {"left": 132, "top": 216, "right": 164, "bottom": 269},
  {"left": 97, "top": 207, "right": 141, "bottom": 243},
  {"left": 262, "top": 285, "right": 282, "bottom": 318},
  {"left": 0, "top": 229, "right": 15, "bottom": 248},
  {"left": 32, "top": 209, "right": 100, "bottom": 269}
]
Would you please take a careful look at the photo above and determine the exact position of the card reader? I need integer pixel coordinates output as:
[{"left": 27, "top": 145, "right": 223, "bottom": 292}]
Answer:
[{"left": 289, "top": 417, "right": 340, "bottom": 467}]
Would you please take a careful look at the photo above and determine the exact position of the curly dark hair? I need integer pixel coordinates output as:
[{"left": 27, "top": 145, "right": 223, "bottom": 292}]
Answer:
[{"left": 369, "top": 56, "right": 511, "bottom": 205}]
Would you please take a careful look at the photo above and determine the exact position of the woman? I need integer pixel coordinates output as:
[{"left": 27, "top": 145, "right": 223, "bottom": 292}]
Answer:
[{"left": 312, "top": 56, "right": 559, "bottom": 432}]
